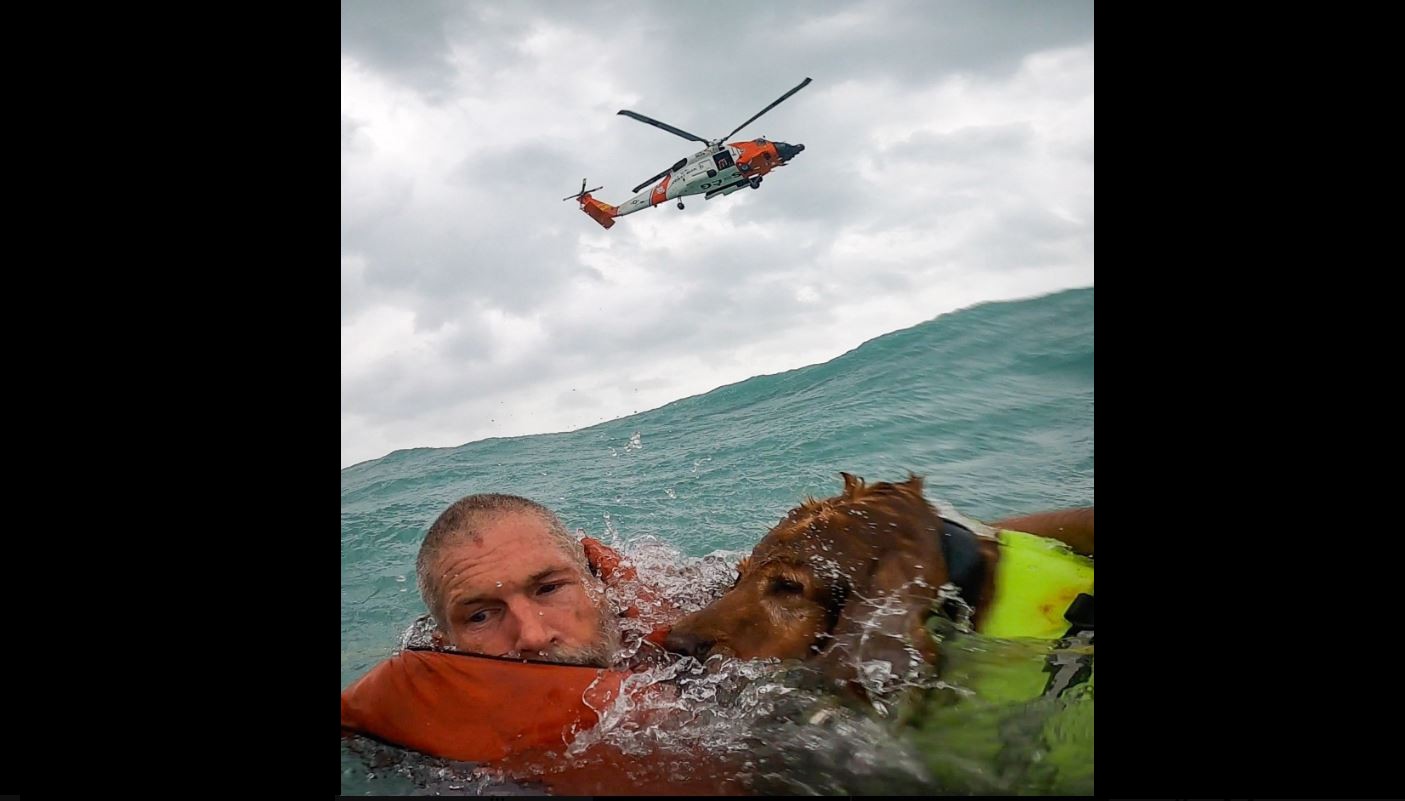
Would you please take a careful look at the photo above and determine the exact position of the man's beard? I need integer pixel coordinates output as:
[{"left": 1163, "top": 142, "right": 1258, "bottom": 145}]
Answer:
[{"left": 513, "top": 598, "right": 623, "bottom": 667}]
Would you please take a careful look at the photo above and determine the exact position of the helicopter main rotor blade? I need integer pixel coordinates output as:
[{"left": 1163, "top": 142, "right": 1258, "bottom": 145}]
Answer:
[
  {"left": 617, "top": 110, "right": 710, "bottom": 145},
  {"left": 631, "top": 167, "right": 673, "bottom": 195},
  {"left": 721, "top": 77, "right": 812, "bottom": 142}
]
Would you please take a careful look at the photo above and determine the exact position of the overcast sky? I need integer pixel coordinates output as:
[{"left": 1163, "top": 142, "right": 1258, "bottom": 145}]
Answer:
[{"left": 341, "top": 0, "right": 1094, "bottom": 468}]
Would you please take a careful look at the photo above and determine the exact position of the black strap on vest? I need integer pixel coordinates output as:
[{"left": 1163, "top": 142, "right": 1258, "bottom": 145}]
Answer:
[
  {"left": 937, "top": 516, "right": 989, "bottom": 615},
  {"left": 1043, "top": 593, "right": 1094, "bottom": 698},
  {"left": 1063, "top": 592, "right": 1094, "bottom": 635}
]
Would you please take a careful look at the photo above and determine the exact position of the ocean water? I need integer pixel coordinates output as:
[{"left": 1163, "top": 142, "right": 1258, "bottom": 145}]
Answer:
[{"left": 340, "top": 286, "right": 1094, "bottom": 795}]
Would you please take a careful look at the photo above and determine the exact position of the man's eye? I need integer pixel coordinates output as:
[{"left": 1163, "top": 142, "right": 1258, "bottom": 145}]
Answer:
[
  {"left": 467, "top": 610, "right": 490, "bottom": 624},
  {"left": 538, "top": 583, "right": 561, "bottom": 596}
]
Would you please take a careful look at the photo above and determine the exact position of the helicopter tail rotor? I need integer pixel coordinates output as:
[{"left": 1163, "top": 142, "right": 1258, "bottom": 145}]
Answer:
[{"left": 562, "top": 178, "right": 605, "bottom": 202}]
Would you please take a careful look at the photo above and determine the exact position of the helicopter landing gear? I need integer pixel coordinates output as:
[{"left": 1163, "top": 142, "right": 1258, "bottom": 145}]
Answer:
[
  {"left": 749, "top": 176, "right": 762, "bottom": 189},
  {"left": 677, "top": 201, "right": 685, "bottom": 210}
]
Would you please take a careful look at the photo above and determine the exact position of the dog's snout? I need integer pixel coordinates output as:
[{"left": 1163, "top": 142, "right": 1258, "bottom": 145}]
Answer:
[{"left": 663, "top": 629, "right": 715, "bottom": 659}]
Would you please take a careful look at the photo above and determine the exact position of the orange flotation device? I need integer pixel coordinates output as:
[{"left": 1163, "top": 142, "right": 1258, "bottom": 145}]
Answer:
[
  {"left": 340, "top": 537, "right": 674, "bottom": 764},
  {"left": 341, "top": 647, "right": 631, "bottom": 762},
  {"left": 581, "top": 535, "right": 676, "bottom": 645}
]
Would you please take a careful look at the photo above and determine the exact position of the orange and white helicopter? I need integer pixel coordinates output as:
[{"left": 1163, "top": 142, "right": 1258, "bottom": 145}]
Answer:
[{"left": 564, "top": 77, "right": 811, "bottom": 229}]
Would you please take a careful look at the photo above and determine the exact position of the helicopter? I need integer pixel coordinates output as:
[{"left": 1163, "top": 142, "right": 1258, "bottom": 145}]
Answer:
[{"left": 564, "top": 77, "right": 811, "bottom": 229}]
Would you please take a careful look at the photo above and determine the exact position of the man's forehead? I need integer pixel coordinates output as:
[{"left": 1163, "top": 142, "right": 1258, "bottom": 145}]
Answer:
[
  {"left": 435, "top": 520, "right": 576, "bottom": 570},
  {"left": 450, "top": 510, "right": 553, "bottom": 543},
  {"left": 436, "top": 544, "right": 581, "bottom": 599}
]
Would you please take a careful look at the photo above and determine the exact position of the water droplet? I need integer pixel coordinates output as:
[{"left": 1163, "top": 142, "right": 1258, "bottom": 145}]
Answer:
[{"left": 496, "top": 581, "right": 503, "bottom": 587}]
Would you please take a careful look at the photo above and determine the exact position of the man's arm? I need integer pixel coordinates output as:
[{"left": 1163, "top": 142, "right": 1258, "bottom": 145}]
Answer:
[{"left": 987, "top": 507, "right": 1094, "bottom": 556}]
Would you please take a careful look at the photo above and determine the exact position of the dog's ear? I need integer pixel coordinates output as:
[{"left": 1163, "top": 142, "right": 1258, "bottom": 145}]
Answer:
[
  {"left": 901, "top": 472, "right": 925, "bottom": 494},
  {"left": 813, "top": 546, "right": 942, "bottom": 702},
  {"left": 839, "top": 472, "right": 864, "bottom": 496},
  {"left": 734, "top": 556, "right": 752, "bottom": 583}
]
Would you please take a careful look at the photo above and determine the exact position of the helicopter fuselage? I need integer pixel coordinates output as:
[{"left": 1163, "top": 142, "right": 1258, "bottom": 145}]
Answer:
[{"left": 611, "top": 138, "right": 804, "bottom": 217}]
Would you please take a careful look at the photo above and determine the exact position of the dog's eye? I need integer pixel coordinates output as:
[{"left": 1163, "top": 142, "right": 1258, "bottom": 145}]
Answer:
[{"left": 771, "top": 578, "right": 805, "bottom": 595}]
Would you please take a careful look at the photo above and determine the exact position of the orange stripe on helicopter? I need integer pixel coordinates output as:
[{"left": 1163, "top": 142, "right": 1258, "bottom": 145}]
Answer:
[{"left": 650, "top": 174, "right": 672, "bottom": 206}]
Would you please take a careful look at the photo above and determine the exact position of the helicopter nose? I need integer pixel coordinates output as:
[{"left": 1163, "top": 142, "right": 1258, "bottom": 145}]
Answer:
[{"left": 775, "top": 142, "right": 805, "bottom": 162}]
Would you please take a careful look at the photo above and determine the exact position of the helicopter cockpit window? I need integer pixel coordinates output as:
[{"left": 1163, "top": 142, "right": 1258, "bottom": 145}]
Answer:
[{"left": 713, "top": 151, "right": 735, "bottom": 170}]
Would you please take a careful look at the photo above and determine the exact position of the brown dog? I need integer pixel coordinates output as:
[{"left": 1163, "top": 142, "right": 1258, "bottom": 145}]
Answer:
[{"left": 662, "top": 472, "right": 1093, "bottom": 698}]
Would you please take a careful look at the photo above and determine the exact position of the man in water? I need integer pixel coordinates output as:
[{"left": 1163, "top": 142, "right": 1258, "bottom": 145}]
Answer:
[
  {"left": 414, "top": 493, "right": 626, "bottom": 666},
  {"left": 343, "top": 489, "right": 1092, "bottom": 789}
]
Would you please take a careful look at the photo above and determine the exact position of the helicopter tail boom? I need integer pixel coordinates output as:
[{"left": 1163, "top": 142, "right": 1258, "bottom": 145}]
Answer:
[{"left": 578, "top": 194, "right": 617, "bottom": 230}]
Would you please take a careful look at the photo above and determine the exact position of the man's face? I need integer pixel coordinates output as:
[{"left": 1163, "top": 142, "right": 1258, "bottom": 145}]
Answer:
[{"left": 430, "top": 511, "right": 619, "bottom": 665}]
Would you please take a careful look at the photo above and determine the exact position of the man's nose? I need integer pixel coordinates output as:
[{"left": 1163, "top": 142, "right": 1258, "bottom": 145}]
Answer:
[{"left": 511, "top": 604, "right": 558, "bottom": 655}]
